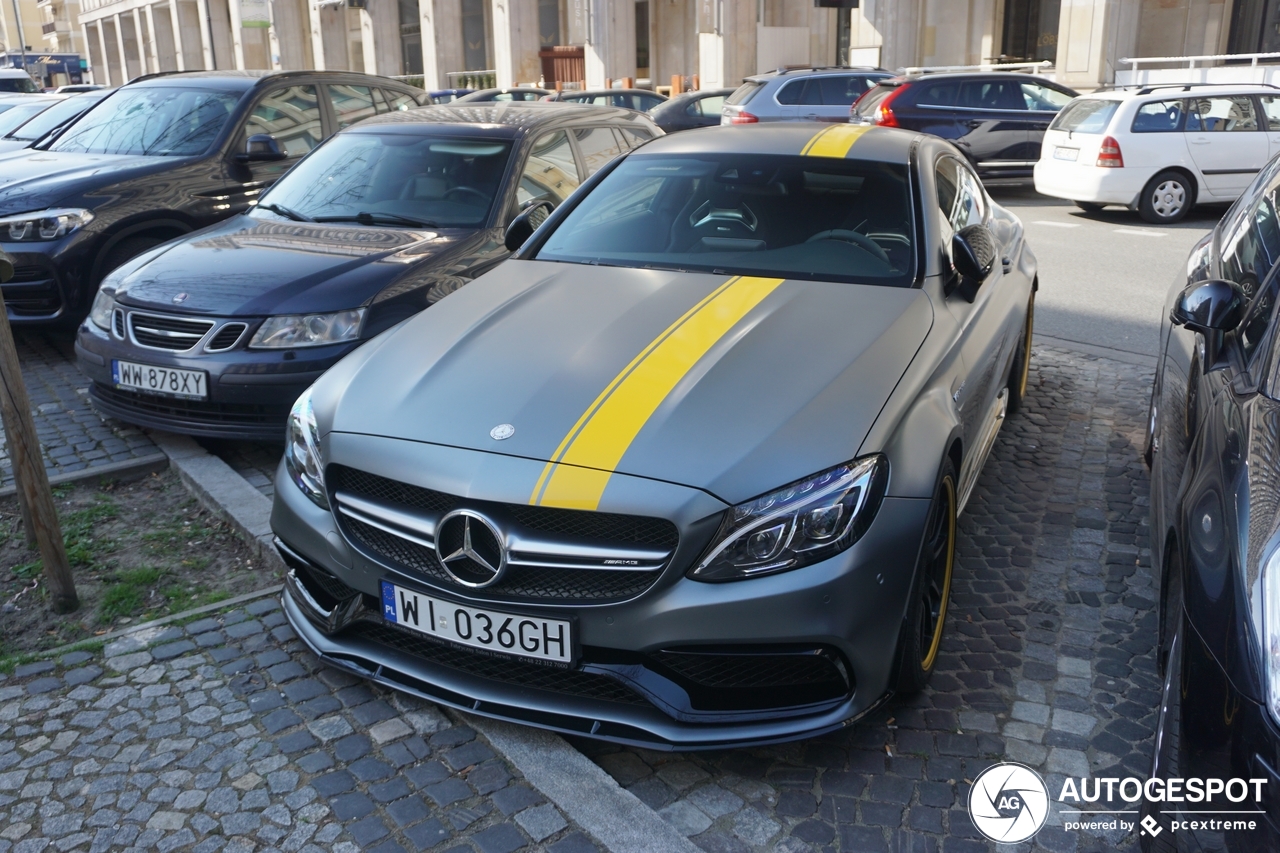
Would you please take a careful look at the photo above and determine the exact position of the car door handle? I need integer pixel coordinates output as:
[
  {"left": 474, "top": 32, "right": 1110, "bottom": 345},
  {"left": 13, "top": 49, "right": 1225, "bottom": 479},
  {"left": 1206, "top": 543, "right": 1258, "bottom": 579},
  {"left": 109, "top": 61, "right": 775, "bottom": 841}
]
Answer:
[
  {"left": 1190, "top": 137, "right": 1210, "bottom": 144},
  {"left": 1002, "top": 257, "right": 1012, "bottom": 274},
  {"left": 964, "top": 120, "right": 983, "bottom": 128}
]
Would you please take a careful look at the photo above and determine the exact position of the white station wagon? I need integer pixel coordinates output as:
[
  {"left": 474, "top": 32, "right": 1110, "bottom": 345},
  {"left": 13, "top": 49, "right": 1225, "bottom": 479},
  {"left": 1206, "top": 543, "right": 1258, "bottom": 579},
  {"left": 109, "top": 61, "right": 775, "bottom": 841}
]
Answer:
[{"left": 1034, "top": 84, "right": 1280, "bottom": 223}]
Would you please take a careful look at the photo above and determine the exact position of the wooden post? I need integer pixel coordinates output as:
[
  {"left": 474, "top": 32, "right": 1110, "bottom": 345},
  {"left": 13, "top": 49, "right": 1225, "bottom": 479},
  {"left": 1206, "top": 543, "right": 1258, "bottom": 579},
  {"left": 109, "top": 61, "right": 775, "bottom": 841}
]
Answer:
[
  {"left": 605, "top": 77, "right": 612, "bottom": 89},
  {"left": 670, "top": 74, "right": 683, "bottom": 95},
  {"left": 621, "top": 76, "right": 633, "bottom": 88},
  {"left": 0, "top": 387, "right": 35, "bottom": 545},
  {"left": 0, "top": 254, "right": 76, "bottom": 613},
  {"left": 691, "top": 74, "right": 700, "bottom": 91},
  {"left": 556, "top": 81, "right": 563, "bottom": 91}
]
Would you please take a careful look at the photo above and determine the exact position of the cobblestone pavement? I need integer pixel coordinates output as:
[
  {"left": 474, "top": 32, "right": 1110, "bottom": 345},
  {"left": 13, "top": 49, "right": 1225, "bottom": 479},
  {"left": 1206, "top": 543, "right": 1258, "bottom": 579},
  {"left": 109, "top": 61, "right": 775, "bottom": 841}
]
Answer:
[
  {"left": 574, "top": 344, "right": 1158, "bottom": 853},
  {"left": 0, "top": 596, "right": 606, "bottom": 853},
  {"left": 196, "top": 441, "right": 282, "bottom": 501},
  {"left": 4, "top": 331, "right": 161, "bottom": 490}
]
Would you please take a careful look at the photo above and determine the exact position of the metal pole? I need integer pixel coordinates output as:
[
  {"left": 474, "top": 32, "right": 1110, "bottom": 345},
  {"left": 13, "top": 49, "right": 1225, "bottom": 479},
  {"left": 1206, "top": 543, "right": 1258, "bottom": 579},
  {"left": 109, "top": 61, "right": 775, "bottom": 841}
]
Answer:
[{"left": 9, "top": 0, "right": 25, "bottom": 81}]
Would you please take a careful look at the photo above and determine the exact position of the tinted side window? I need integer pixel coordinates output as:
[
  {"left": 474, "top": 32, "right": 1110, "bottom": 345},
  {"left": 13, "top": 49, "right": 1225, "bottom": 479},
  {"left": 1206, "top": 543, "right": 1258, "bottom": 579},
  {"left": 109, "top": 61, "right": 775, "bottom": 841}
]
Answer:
[
  {"left": 775, "top": 80, "right": 806, "bottom": 105},
  {"left": 818, "top": 75, "right": 874, "bottom": 106},
  {"left": 518, "top": 130, "right": 581, "bottom": 206},
  {"left": 1187, "top": 96, "right": 1259, "bottom": 132},
  {"left": 936, "top": 157, "right": 985, "bottom": 238},
  {"left": 1260, "top": 96, "right": 1280, "bottom": 131},
  {"left": 575, "top": 127, "right": 627, "bottom": 176},
  {"left": 959, "top": 80, "right": 1026, "bottom": 111},
  {"left": 1131, "top": 100, "right": 1187, "bottom": 133},
  {"left": 244, "top": 85, "right": 322, "bottom": 158},
  {"left": 1224, "top": 189, "right": 1280, "bottom": 303},
  {"left": 1236, "top": 191, "right": 1280, "bottom": 364},
  {"left": 726, "top": 81, "right": 764, "bottom": 106},
  {"left": 915, "top": 82, "right": 958, "bottom": 107},
  {"left": 328, "top": 84, "right": 378, "bottom": 129}
]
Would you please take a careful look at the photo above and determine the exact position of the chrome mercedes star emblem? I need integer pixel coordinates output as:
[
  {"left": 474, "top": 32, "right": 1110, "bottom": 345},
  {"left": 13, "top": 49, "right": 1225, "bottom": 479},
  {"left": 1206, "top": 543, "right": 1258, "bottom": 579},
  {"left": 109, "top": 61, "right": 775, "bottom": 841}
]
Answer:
[
  {"left": 172, "top": 293, "right": 189, "bottom": 304},
  {"left": 436, "top": 510, "right": 506, "bottom": 588},
  {"left": 489, "top": 423, "right": 515, "bottom": 440}
]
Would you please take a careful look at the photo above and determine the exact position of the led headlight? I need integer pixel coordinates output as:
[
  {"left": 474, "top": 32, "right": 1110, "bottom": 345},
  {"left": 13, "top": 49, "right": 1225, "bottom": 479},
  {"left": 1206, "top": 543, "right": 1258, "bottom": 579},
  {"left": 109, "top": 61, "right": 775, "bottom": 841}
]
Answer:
[
  {"left": 88, "top": 287, "right": 115, "bottom": 331},
  {"left": 1262, "top": 545, "right": 1280, "bottom": 724},
  {"left": 285, "top": 387, "right": 327, "bottom": 508},
  {"left": 0, "top": 208, "right": 93, "bottom": 242},
  {"left": 250, "top": 309, "right": 365, "bottom": 349},
  {"left": 690, "top": 455, "right": 888, "bottom": 582}
]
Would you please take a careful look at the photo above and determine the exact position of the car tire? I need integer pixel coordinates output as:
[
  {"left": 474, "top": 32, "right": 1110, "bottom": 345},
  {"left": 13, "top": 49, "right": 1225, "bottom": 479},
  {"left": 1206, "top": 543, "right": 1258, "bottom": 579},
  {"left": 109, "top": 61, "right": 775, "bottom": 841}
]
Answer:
[
  {"left": 1141, "top": 555, "right": 1183, "bottom": 852},
  {"left": 1005, "top": 290, "right": 1035, "bottom": 416},
  {"left": 1074, "top": 201, "right": 1105, "bottom": 213},
  {"left": 1139, "top": 171, "right": 1193, "bottom": 224},
  {"left": 891, "top": 456, "right": 958, "bottom": 695}
]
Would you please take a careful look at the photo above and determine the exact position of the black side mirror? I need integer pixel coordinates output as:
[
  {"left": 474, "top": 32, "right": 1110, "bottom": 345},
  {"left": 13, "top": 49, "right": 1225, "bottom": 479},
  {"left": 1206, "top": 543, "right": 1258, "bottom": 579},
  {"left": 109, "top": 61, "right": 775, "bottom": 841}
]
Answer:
[
  {"left": 239, "top": 134, "right": 287, "bottom": 163},
  {"left": 1172, "top": 279, "right": 1245, "bottom": 335},
  {"left": 948, "top": 224, "right": 997, "bottom": 302},
  {"left": 504, "top": 201, "right": 554, "bottom": 252},
  {"left": 1173, "top": 279, "right": 1245, "bottom": 369}
]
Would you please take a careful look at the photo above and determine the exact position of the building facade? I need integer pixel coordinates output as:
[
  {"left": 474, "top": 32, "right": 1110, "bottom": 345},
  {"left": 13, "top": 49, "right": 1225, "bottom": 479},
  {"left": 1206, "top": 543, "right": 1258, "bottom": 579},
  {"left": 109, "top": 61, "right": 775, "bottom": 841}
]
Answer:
[{"left": 74, "top": 0, "right": 1279, "bottom": 91}]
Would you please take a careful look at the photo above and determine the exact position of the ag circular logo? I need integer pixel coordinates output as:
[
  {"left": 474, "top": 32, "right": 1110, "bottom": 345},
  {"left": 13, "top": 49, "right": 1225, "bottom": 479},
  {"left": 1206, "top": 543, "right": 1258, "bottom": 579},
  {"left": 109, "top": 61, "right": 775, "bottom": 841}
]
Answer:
[
  {"left": 490, "top": 423, "right": 515, "bottom": 440},
  {"left": 968, "top": 762, "right": 1050, "bottom": 843}
]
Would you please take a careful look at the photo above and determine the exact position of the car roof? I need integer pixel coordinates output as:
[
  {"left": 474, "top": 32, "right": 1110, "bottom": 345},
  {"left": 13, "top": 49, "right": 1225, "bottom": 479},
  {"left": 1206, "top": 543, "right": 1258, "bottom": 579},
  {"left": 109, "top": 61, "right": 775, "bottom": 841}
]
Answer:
[
  {"left": 352, "top": 101, "right": 653, "bottom": 136},
  {"left": 746, "top": 67, "right": 887, "bottom": 82},
  {"left": 1076, "top": 83, "right": 1280, "bottom": 101},
  {"left": 559, "top": 88, "right": 663, "bottom": 97},
  {"left": 125, "top": 69, "right": 419, "bottom": 93},
  {"left": 640, "top": 124, "right": 915, "bottom": 164}
]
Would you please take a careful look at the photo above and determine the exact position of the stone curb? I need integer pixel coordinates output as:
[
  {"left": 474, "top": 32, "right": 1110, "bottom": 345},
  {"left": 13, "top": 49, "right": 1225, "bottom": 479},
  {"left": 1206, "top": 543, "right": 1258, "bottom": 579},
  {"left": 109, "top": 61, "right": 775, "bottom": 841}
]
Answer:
[
  {"left": 0, "top": 451, "right": 169, "bottom": 499},
  {"left": 148, "top": 429, "right": 285, "bottom": 574},
  {"left": 1033, "top": 331, "right": 1158, "bottom": 369},
  {"left": 462, "top": 712, "right": 700, "bottom": 853}
]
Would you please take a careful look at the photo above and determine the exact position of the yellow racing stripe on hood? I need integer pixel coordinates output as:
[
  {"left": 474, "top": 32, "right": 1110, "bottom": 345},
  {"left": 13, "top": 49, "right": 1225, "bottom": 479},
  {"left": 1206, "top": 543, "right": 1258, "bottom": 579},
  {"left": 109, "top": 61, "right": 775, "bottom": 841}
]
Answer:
[
  {"left": 530, "top": 275, "right": 785, "bottom": 510},
  {"left": 801, "top": 124, "right": 872, "bottom": 158}
]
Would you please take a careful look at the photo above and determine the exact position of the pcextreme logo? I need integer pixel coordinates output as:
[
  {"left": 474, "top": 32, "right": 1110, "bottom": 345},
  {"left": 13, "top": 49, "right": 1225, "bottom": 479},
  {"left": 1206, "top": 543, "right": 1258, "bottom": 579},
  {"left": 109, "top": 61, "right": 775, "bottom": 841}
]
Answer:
[{"left": 967, "top": 764, "right": 1269, "bottom": 842}]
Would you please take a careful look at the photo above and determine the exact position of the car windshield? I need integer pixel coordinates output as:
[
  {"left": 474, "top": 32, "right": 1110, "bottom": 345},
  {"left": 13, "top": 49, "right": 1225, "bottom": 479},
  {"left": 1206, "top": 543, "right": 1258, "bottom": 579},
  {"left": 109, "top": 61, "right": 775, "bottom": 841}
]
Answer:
[
  {"left": 255, "top": 131, "right": 513, "bottom": 228},
  {"left": 0, "top": 78, "right": 38, "bottom": 94},
  {"left": 0, "top": 101, "right": 54, "bottom": 137},
  {"left": 1050, "top": 98, "right": 1119, "bottom": 133},
  {"left": 535, "top": 154, "right": 915, "bottom": 286},
  {"left": 9, "top": 91, "right": 106, "bottom": 140},
  {"left": 48, "top": 86, "right": 238, "bottom": 156}
]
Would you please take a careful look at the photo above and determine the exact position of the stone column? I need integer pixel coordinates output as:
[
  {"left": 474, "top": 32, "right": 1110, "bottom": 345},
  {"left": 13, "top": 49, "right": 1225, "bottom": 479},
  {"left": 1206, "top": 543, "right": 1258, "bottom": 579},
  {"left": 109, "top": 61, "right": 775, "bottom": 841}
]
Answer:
[
  {"left": 361, "top": 0, "right": 398, "bottom": 75},
  {"left": 271, "top": 0, "right": 310, "bottom": 68},
  {"left": 136, "top": 6, "right": 156, "bottom": 73},
  {"left": 307, "top": 0, "right": 347, "bottom": 70},
  {"left": 195, "top": 0, "right": 216, "bottom": 67},
  {"left": 491, "top": 0, "right": 541, "bottom": 86},
  {"left": 112, "top": 13, "right": 131, "bottom": 79},
  {"left": 584, "top": 0, "right": 633, "bottom": 88},
  {"left": 421, "top": 0, "right": 463, "bottom": 90},
  {"left": 153, "top": 2, "right": 180, "bottom": 69},
  {"left": 1055, "top": 0, "right": 1139, "bottom": 90},
  {"left": 696, "top": 0, "right": 753, "bottom": 89},
  {"left": 226, "top": 0, "right": 247, "bottom": 68}
]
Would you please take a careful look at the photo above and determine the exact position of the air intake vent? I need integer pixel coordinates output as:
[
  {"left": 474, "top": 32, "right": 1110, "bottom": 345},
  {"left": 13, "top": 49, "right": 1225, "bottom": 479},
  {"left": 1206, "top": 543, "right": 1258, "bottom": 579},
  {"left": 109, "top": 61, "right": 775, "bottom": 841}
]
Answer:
[
  {"left": 206, "top": 322, "right": 247, "bottom": 351},
  {"left": 112, "top": 308, "right": 124, "bottom": 338}
]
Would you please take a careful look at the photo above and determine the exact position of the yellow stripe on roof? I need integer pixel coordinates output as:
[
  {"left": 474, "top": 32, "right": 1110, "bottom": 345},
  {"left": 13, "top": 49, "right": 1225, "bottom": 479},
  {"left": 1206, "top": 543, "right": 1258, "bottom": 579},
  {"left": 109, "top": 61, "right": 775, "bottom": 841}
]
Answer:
[
  {"left": 531, "top": 276, "right": 785, "bottom": 510},
  {"left": 801, "top": 124, "right": 873, "bottom": 158}
]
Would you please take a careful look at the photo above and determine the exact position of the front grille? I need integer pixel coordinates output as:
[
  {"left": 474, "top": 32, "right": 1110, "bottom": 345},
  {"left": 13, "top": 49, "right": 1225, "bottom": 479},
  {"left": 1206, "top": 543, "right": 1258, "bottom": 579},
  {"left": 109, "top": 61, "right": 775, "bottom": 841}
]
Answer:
[
  {"left": 651, "top": 649, "right": 847, "bottom": 688},
  {"left": 92, "top": 383, "right": 292, "bottom": 426},
  {"left": 112, "top": 307, "right": 125, "bottom": 337},
  {"left": 207, "top": 322, "right": 247, "bottom": 351},
  {"left": 129, "top": 311, "right": 214, "bottom": 351},
  {"left": 331, "top": 467, "right": 457, "bottom": 515},
  {"left": 344, "top": 516, "right": 659, "bottom": 602},
  {"left": 352, "top": 621, "right": 650, "bottom": 706}
]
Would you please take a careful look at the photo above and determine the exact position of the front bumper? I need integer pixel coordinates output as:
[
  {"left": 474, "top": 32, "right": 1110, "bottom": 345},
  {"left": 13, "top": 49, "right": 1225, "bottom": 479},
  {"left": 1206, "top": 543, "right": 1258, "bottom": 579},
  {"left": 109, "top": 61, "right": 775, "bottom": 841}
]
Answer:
[
  {"left": 0, "top": 237, "right": 85, "bottom": 324},
  {"left": 271, "top": 438, "right": 932, "bottom": 749},
  {"left": 76, "top": 318, "right": 354, "bottom": 441}
]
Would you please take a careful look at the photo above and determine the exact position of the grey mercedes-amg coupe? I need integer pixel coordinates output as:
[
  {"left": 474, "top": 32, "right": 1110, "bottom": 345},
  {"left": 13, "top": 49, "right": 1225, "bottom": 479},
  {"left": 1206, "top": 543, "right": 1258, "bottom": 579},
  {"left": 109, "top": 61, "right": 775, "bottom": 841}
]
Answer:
[{"left": 270, "top": 123, "right": 1039, "bottom": 748}]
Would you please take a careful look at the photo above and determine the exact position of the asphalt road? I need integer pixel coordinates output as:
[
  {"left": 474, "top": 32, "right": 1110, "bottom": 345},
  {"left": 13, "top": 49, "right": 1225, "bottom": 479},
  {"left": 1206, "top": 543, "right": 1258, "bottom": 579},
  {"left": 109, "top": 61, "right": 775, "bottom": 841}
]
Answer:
[{"left": 988, "top": 185, "right": 1229, "bottom": 358}]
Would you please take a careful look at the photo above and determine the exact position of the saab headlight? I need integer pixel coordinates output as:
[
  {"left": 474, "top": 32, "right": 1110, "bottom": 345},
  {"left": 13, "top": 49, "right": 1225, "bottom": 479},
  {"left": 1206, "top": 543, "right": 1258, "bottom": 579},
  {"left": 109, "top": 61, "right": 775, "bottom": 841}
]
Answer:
[
  {"left": 690, "top": 455, "right": 888, "bottom": 582},
  {"left": 88, "top": 287, "right": 115, "bottom": 331},
  {"left": 249, "top": 309, "right": 365, "bottom": 349},
  {"left": 1262, "top": 545, "right": 1280, "bottom": 725},
  {"left": 285, "top": 387, "right": 327, "bottom": 509},
  {"left": 0, "top": 208, "right": 93, "bottom": 242}
]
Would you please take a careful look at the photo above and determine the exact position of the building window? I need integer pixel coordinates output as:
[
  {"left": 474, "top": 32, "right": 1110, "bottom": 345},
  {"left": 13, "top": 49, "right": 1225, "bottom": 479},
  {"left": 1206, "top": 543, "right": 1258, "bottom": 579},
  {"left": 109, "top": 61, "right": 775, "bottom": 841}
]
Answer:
[
  {"left": 538, "top": 0, "right": 559, "bottom": 47},
  {"left": 1229, "top": 0, "right": 1280, "bottom": 53},
  {"left": 1001, "top": 0, "right": 1060, "bottom": 63},
  {"left": 462, "top": 0, "right": 488, "bottom": 71},
  {"left": 635, "top": 1, "right": 649, "bottom": 76},
  {"left": 400, "top": 0, "right": 422, "bottom": 75}
]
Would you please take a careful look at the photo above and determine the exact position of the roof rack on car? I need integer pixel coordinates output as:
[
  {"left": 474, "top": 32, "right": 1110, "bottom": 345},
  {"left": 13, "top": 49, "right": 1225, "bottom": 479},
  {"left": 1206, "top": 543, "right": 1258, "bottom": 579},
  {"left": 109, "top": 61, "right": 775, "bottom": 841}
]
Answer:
[
  {"left": 772, "top": 65, "right": 881, "bottom": 74},
  {"left": 1134, "top": 81, "right": 1280, "bottom": 95},
  {"left": 900, "top": 60, "right": 1054, "bottom": 76}
]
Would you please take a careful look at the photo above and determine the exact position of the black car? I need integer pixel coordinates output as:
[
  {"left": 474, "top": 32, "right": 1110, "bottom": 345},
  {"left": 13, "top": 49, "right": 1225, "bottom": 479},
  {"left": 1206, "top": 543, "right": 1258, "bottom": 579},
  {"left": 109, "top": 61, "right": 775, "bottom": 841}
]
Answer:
[
  {"left": 75, "top": 103, "right": 661, "bottom": 440},
  {"left": 455, "top": 87, "right": 550, "bottom": 103},
  {"left": 542, "top": 88, "right": 667, "bottom": 112},
  {"left": 0, "top": 90, "right": 111, "bottom": 155},
  {"left": 1144, "top": 156, "right": 1280, "bottom": 848},
  {"left": 648, "top": 88, "right": 735, "bottom": 133},
  {"left": 0, "top": 70, "right": 427, "bottom": 324},
  {"left": 851, "top": 73, "right": 1077, "bottom": 179}
]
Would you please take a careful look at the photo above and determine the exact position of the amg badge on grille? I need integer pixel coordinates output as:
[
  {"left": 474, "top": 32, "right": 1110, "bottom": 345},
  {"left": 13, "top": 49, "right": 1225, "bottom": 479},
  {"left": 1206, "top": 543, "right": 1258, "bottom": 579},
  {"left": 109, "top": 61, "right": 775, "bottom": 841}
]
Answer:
[{"left": 490, "top": 423, "right": 515, "bottom": 440}]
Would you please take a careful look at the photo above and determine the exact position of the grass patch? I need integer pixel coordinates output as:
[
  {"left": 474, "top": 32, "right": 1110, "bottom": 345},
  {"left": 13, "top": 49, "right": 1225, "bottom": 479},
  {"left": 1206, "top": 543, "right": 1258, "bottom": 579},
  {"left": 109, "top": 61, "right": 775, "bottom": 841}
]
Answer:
[{"left": 98, "top": 567, "right": 162, "bottom": 624}]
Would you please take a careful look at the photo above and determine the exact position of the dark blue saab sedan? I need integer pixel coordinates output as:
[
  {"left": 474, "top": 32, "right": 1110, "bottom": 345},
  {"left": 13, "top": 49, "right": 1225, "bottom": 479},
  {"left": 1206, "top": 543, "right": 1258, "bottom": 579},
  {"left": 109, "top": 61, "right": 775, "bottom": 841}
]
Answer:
[
  {"left": 1144, "top": 153, "right": 1280, "bottom": 849},
  {"left": 74, "top": 102, "right": 659, "bottom": 439}
]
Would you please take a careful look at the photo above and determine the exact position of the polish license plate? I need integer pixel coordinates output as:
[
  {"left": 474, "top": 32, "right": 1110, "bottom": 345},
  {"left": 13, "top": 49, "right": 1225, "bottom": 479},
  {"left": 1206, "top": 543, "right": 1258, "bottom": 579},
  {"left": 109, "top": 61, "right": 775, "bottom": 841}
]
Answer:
[
  {"left": 112, "top": 360, "right": 208, "bottom": 399},
  {"left": 380, "top": 581, "right": 573, "bottom": 666},
  {"left": 1054, "top": 146, "right": 1079, "bottom": 161}
]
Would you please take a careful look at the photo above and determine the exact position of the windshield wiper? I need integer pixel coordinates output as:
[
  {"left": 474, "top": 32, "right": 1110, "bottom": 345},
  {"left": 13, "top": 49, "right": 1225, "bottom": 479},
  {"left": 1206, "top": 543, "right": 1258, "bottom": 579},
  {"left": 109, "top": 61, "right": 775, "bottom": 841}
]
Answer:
[
  {"left": 258, "top": 202, "right": 314, "bottom": 222},
  {"left": 315, "top": 212, "right": 437, "bottom": 227}
]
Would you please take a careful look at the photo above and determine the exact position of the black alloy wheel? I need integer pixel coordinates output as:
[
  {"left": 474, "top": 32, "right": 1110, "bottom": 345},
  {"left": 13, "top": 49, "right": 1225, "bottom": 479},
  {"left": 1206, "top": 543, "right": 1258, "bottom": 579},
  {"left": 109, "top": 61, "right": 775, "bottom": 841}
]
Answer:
[
  {"left": 1006, "top": 290, "right": 1035, "bottom": 415},
  {"left": 893, "top": 458, "right": 958, "bottom": 694}
]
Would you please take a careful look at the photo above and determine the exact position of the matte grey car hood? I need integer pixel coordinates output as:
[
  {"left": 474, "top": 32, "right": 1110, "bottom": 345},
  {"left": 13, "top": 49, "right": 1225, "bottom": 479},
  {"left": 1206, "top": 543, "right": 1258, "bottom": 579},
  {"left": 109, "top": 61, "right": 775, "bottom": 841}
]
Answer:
[{"left": 321, "top": 260, "right": 933, "bottom": 505}]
